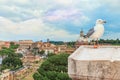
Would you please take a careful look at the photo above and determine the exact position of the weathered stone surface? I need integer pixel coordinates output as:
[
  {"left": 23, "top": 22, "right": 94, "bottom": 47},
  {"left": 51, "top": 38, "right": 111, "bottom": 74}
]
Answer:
[{"left": 68, "top": 46, "right": 120, "bottom": 80}]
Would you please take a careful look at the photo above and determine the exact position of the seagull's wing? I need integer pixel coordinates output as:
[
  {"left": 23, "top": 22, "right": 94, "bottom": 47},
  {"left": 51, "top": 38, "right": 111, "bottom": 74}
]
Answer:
[{"left": 86, "top": 27, "right": 95, "bottom": 37}]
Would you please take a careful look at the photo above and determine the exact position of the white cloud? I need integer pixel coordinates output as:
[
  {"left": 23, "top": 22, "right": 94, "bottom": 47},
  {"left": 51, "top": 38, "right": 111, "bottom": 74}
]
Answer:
[
  {"left": 98, "top": 0, "right": 120, "bottom": 14},
  {"left": 0, "top": 0, "right": 119, "bottom": 21},
  {"left": 44, "top": 8, "right": 90, "bottom": 26},
  {"left": 0, "top": 16, "right": 78, "bottom": 41},
  {"left": 0, "top": 0, "right": 29, "bottom": 4},
  {"left": 53, "top": 0, "right": 101, "bottom": 11},
  {"left": 45, "top": 9, "right": 80, "bottom": 21},
  {"left": 0, "top": 0, "right": 102, "bottom": 22},
  {"left": 54, "top": 0, "right": 73, "bottom": 5},
  {"left": 73, "top": 15, "right": 90, "bottom": 26},
  {"left": 99, "top": 0, "right": 119, "bottom": 7}
]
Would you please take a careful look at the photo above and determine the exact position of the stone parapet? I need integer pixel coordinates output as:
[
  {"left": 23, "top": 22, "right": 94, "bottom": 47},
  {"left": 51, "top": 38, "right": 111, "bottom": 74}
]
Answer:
[{"left": 68, "top": 46, "right": 120, "bottom": 80}]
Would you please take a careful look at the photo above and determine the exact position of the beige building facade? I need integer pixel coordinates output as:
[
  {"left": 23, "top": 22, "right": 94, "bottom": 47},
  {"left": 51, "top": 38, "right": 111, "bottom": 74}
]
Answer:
[{"left": 19, "top": 40, "right": 33, "bottom": 49}]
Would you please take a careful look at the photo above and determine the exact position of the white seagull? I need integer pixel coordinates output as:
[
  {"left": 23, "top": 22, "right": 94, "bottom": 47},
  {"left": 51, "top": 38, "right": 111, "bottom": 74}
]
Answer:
[{"left": 84, "top": 19, "right": 106, "bottom": 48}]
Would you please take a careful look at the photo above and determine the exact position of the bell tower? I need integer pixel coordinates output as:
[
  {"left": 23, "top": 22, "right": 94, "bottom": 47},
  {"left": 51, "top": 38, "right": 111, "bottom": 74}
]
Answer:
[{"left": 80, "top": 29, "right": 84, "bottom": 37}]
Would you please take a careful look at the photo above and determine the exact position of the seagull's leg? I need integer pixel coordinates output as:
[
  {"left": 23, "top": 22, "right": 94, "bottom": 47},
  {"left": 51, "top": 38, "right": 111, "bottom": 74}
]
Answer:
[
  {"left": 93, "top": 40, "right": 96, "bottom": 48},
  {"left": 96, "top": 38, "right": 98, "bottom": 45},
  {"left": 93, "top": 39, "right": 99, "bottom": 48},
  {"left": 96, "top": 38, "right": 99, "bottom": 47},
  {"left": 94, "top": 39, "right": 97, "bottom": 48}
]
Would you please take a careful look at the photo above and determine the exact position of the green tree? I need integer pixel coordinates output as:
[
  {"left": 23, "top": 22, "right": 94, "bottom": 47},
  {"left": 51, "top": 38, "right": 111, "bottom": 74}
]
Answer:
[
  {"left": 32, "top": 47, "right": 39, "bottom": 56},
  {"left": 0, "top": 48, "right": 13, "bottom": 59},
  {"left": 10, "top": 42, "right": 19, "bottom": 49},
  {"left": 98, "top": 39, "right": 120, "bottom": 45},
  {"left": 16, "top": 53, "right": 23, "bottom": 58},
  {"left": 47, "top": 53, "right": 55, "bottom": 57},
  {"left": 38, "top": 50, "right": 45, "bottom": 56},
  {"left": 66, "top": 41, "right": 75, "bottom": 48},
  {"left": 33, "top": 53, "right": 71, "bottom": 80},
  {"left": 33, "top": 72, "right": 42, "bottom": 80},
  {"left": 1, "top": 57, "right": 23, "bottom": 70},
  {"left": 0, "top": 50, "right": 6, "bottom": 59},
  {"left": 0, "top": 43, "right": 22, "bottom": 71}
]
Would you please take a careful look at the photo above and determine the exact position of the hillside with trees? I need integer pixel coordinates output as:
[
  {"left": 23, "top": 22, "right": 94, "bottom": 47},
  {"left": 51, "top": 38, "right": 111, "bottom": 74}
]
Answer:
[
  {"left": 33, "top": 53, "right": 71, "bottom": 80},
  {"left": 98, "top": 39, "right": 120, "bottom": 45}
]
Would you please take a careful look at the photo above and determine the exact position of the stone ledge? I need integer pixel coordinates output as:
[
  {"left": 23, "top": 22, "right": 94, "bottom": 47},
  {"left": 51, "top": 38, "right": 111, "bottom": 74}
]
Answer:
[{"left": 68, "top": 46, "right": 120, "bottom": 80}]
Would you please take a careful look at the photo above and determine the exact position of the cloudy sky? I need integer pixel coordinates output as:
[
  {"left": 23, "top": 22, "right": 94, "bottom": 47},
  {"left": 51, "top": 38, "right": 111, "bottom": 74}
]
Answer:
[{"left": 0, "top": 0, "right": 120, "bottom": 41}]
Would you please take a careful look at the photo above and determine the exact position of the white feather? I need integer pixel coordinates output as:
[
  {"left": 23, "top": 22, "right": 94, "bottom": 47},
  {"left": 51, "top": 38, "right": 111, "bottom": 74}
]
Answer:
[{"left": 90, "top": 19, "right": 106, "bottom": 40}]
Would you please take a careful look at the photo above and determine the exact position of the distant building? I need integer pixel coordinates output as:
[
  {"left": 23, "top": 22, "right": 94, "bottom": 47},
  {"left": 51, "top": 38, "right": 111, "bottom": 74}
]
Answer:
[
  {"left": 31, "top": 40, "right": 75, "bottom": 54},
  {"left": 0, "top": 41, "right": 10, "bottom": 49},
  {"left": 22, "top": 52, "right": 40, "bottom": 63},
  {"left": 31, "top": 41, "right": 56, "bottom": 54},
  {"left": 75, "top": 29, "right": 88, "bottom": 48},
  {"left": 19, "top": 40, "right": 33, "bottom": 49},
  {"left": 31, "top": 38, "right": 76, "bottom": 54},
  {"left": 0, "top": 69, "right": 13, "bottom": 80},
  {"left": 0, "top": 67, "right": 31, "bottom": 80},
  {"left": 57, "top": 45, "right": 67, "bottom": 53},
  {"left": 31, "top": 41, "right": 43, "bottom": 49},
  {"left": 47, "top": 38, "right": 50, "bottom": 43}
]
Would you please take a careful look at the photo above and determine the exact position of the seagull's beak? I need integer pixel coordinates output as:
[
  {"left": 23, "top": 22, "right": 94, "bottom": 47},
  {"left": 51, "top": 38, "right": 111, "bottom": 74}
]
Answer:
[{"left": 103, "top": 20, "right": 106, "bottom": 23}]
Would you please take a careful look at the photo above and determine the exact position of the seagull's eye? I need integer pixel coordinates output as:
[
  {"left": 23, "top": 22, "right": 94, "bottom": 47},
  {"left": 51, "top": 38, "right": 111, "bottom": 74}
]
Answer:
[{"left": 98, "top": 20, "right": 102, "bottom": 22}]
